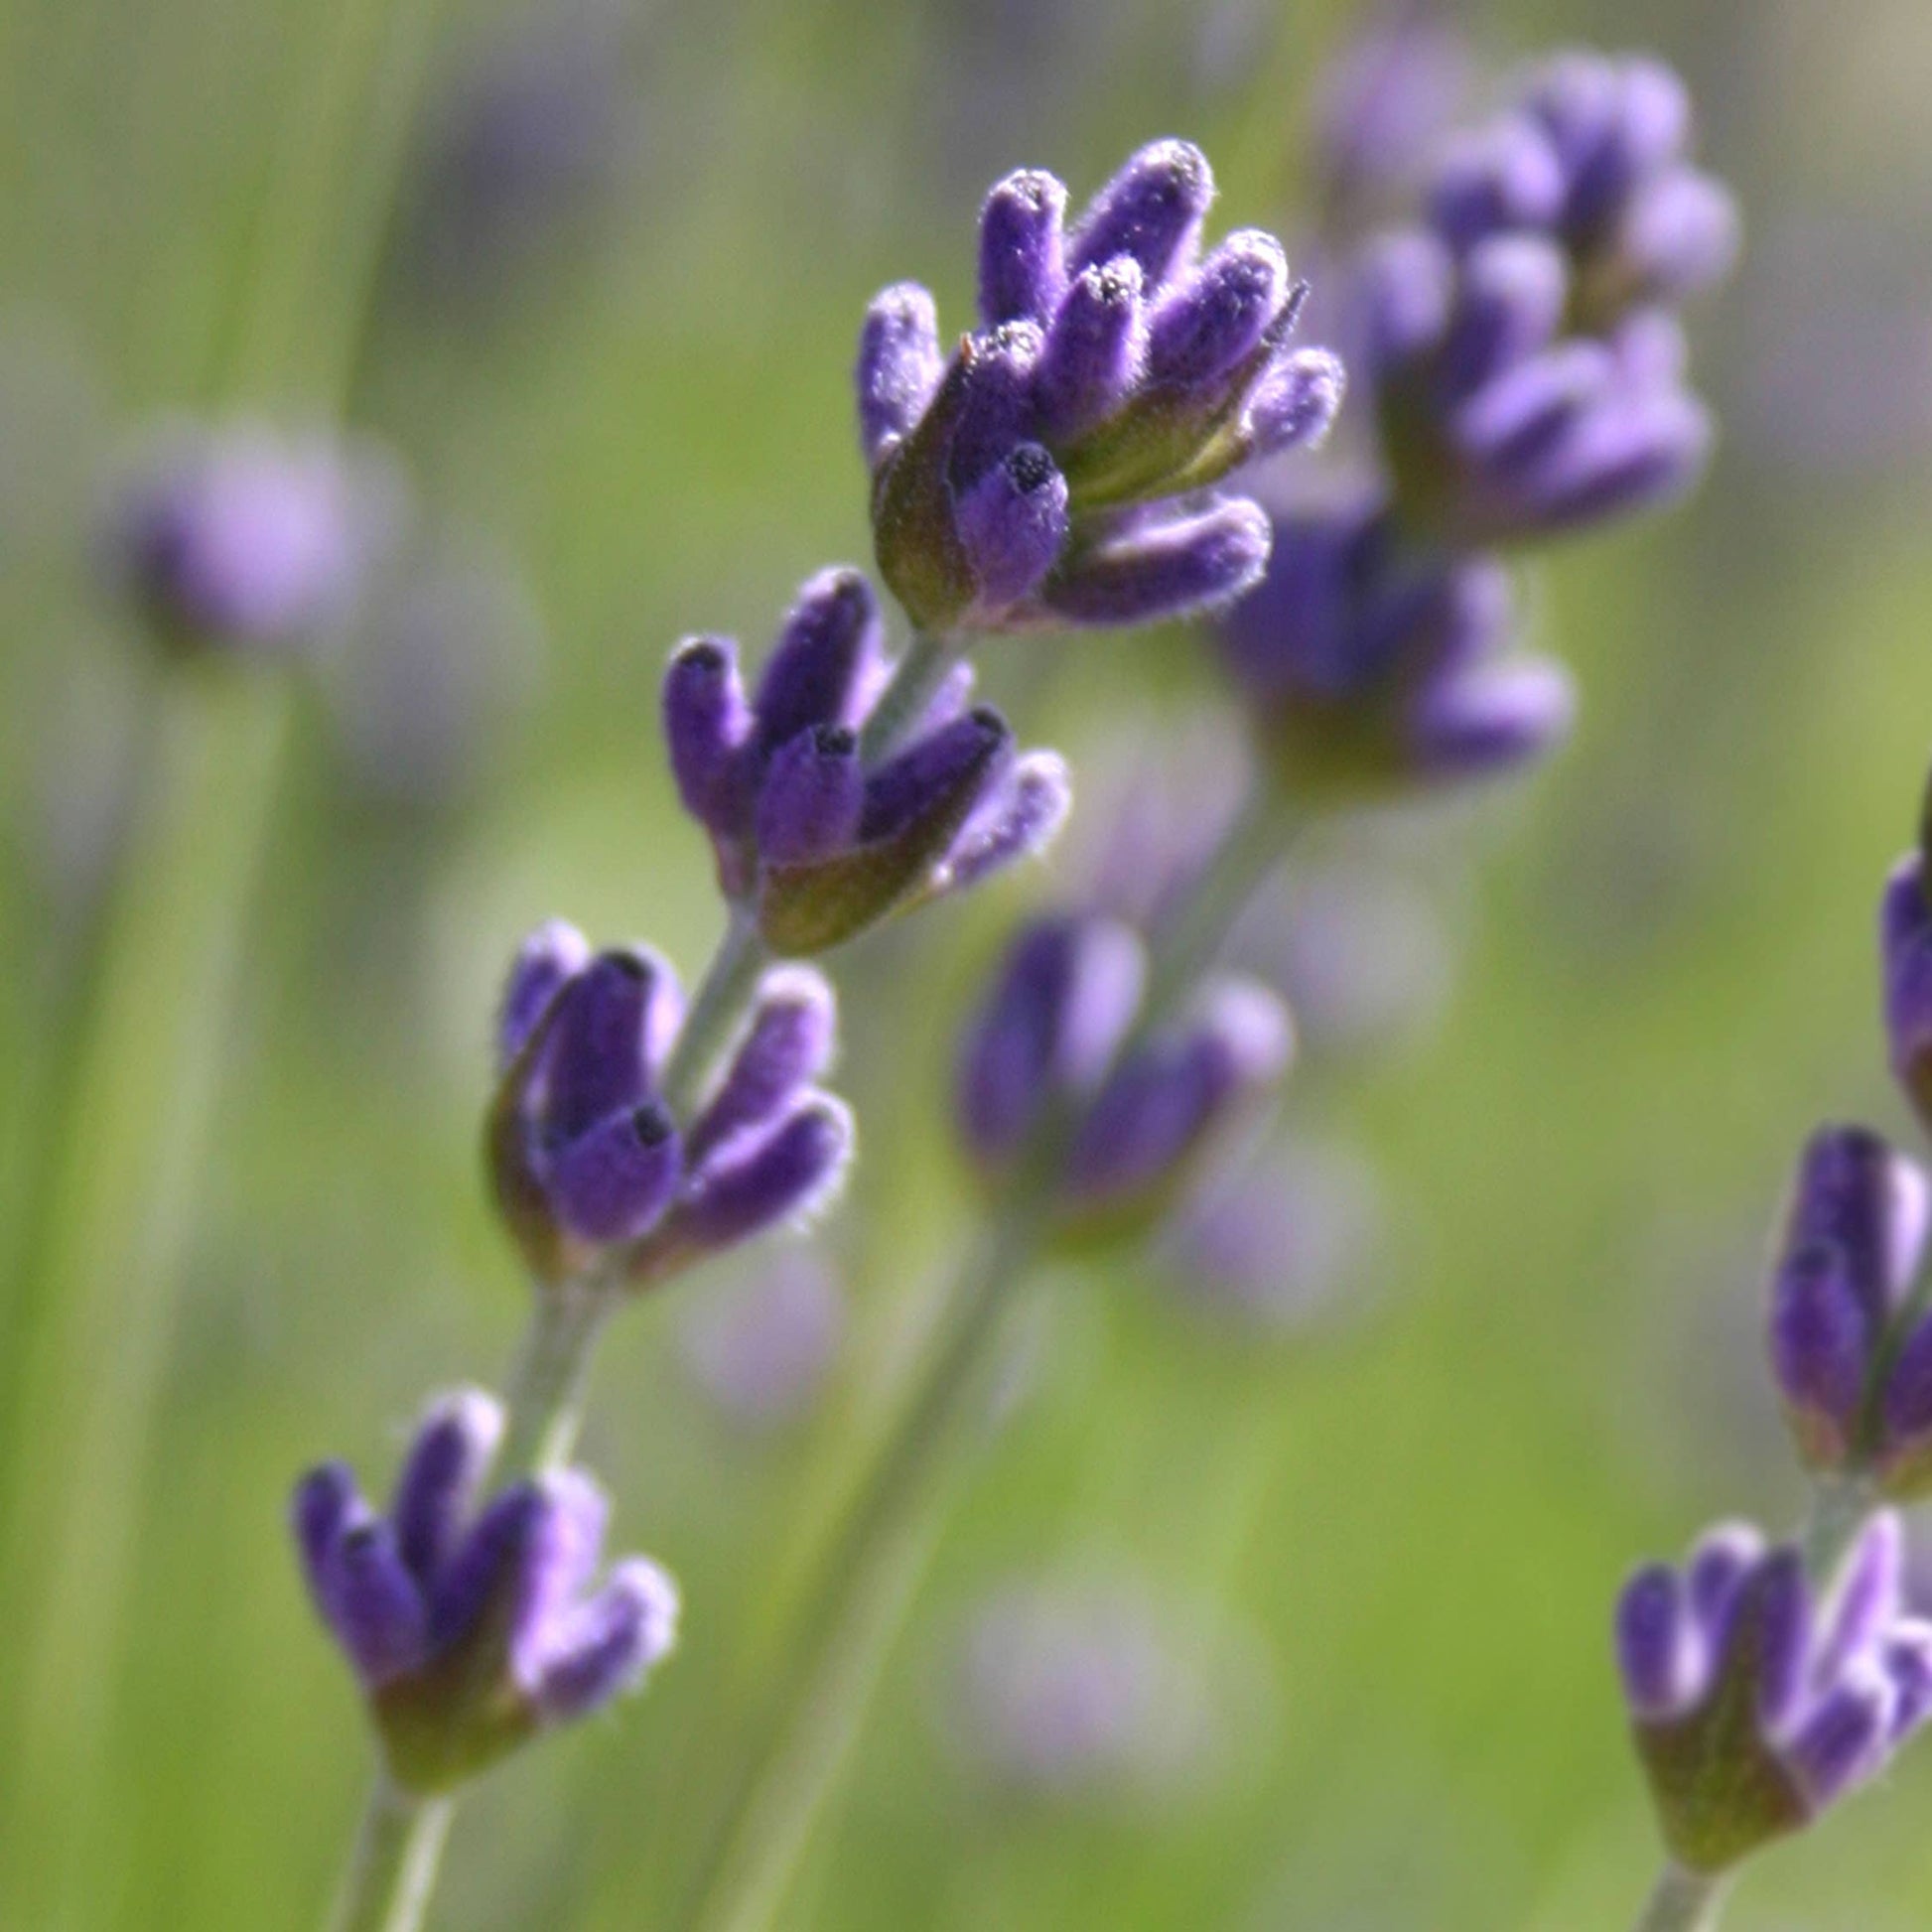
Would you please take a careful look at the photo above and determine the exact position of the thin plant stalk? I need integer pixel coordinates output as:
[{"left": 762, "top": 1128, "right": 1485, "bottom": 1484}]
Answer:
[
  {"left": 1633, "top": 1863, "right": 1730, "bottom": 1932},
  {"left": 330, "top": 1777, "right": 457, "bottom": 1932},
  {"left": 671, "top": 778, "right": 1301, "bottom": 1932}
]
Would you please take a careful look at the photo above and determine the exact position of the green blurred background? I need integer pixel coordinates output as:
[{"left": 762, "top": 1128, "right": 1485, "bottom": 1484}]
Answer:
[{"left": 3, "top": 0, "right": 1932, "bottom": 1925}]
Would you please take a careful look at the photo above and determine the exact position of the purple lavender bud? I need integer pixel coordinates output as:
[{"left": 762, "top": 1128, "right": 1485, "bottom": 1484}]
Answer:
[
  {"left": 1067, "top": 140, "right": 1215, "bottom": 292},
  {"left": 1686, "top": 1521, "right": 1764, "bottom": 1637},
  {"left": 498, "top": 920, "right": 595, "bottom": 1069},
  {"left": 860, "top": 708, "right": 1011, "bottom": 843},
  {"left": 1243, "top": 348, "right": 1346, "bottom": 460},
  {"left": 1064, "top": 979, "right": 1291, "bottom": 1216},
  {"left": 1044, "top": 497, "right": 1271, "bottom": 628},
  {"left": 1815, "top": 1514, "right": 1905, "bottom": 1686},
  {"left": 1616, "top": 1566, "right": 1696, "bottom": 1719},
  {"left": 1770, "top": 1245, "right": 1875, "bottom": 1469},
  {"left": 979, "top": 169, "right": 1068, "bottom": 327},
  {"left": 932, "top": 751, "right": 1072, "bottom": 897},
  {"left": 504, "top": 1468, "right": 610, "bottom": 1682},
  {"left": 1521, "top": 51, "right": 1624, "bottom": 184},
  {"left": 1882, "top": 854, "right": 1932, "bottom": 1135},
  {"left": 530, "top": 948, "right": 678, "bottom": 1142},
  {"left": 537, "top": 1100, "right": 680, "bottom": 1243},
  {"left": 686, "top": 967, "right": 837, "bottom": 1167},
  {"left": 325, "top": 1520, "right": 429, "bottom": 1688},
  {"left": 955, "top": 444, "right": 1069, "bottom": 610},
  {"left": 1427, "top": 117, "right": 1567, "bottom": 253},
  {"left": 1782, "top": 1126, "right": 1929, "bottom": 1327},
  {"left": 946, "top": 321, "right": 1044, "bottom": 492},
  {"left": 1514, "top": 386, "right": 1714, "bottom": 535},
  {"left": 753, "top": 568, "right": 883, "bottom": 754},
  {"left": 1750, "top": 1550, "right": 1812, "bottom": 1734},
  {"left": 663, "top": 636, "right": 755, "bottom": 842},
  {"left": 1785, "top": 1672, "right": 1893, "bottom": 1806},
  {"left": 535, "top": 1558, "right": 680, "bottom": 1721},
  {"left": 1880, "top": 1318, "right": 1932, "bottom": 1493},
  {"left": 1882, "top": 1625, "right": 1932, "bottom": 1738},
  {"left": 1356, "top": 230, "right": 1454, "bottom": 372},
  {"left": 1617, "top": 172, "right": 1740, "bottom": 306},
  {"left": 1449, "top": 340, "right": 1617, "bottom": 474},
  {"left": 390, "top": 1389, "right": 505, "bottom": 1586},
  {"left": 1145, "top": 231, "right": 1290, "bottom": 389},
  {"left": 857, "top": 283, "right": 944, "bottom": 468},
  {"left": 429, "top": 1481, "right": 546, "bottom": 1652},
  {"left": 1310, "top": 19, "right": 1472, "bottom": 229},
  {"left": 1035, "top": 257, "right": 1148, "bottom": 445},
  {"left": 293, "top": 1463, "right": 361, "bottom": 1596},
  {"left": 1436, "top": 236, "right": 1568, "bottom": 398},
  {"left": 1405, "top": 659, "right": 1576, "bottom": 785},
  {"left": 677, "top": 1096, "right": 854, "bottom": 1249},
  {"left": 956, "top": 917, "right": 1146, "bottom": 1164},
  {"left": 755, "top": 726, "right": 864, "bottom": 866}
]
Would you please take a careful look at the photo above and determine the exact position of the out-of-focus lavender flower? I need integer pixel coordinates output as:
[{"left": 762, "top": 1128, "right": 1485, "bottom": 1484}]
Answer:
[
  {"left": 942, "top": 1578, "right": 1224, "bottom": 1802},
  {"left": 389, "top": 3, "right": 643, "bottom": 315},
  {"left": 487, "top": 927, "right": 850, "bottom": 1285},
  {"left": 1309, "top": 14, "right": 1474, "bottom": 237},
  {"left": 1214, "top": 485, "right": 1572, "bottom": 798},
  {"left": 955, "top": 913, "right": 1293, "bottom": 1245},
  {"left": 1615, "top": 1513, "right": 1932, "bottom": 1872},
  {"left": 662, "top": 570, "right": 1066, "bottom": 954},
  {"left": 678, "top": 1252, "right": 846, "bottom": 1430},
  {"left": 1359, "top": 229, "right": 1716, "bottom": 546},
  {"left": 292, "top": 1389, "right": 678, "bottom": 1792},
  {"left": 104, "top": 423, "right": 405, "bottom": 657},
  {"left": 857, "top": 141, "right": 1343, "bottom": 632},
  {"left": 1162, "top": 1138, "right": 1384, "bottom": 1332}
]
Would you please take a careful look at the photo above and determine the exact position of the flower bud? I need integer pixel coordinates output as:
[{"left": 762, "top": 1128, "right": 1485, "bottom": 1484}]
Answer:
[{"left": 979, "top": 169, "right": 1068, "bottom": 328}]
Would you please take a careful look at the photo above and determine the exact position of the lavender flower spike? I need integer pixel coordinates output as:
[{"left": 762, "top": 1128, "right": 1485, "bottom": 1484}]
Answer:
[
  {"left": 491, "top": 929, "right": 855, "bottom": 1289},
  {"left": 293, "top": 1391, "right": 678, "bottom": 1792},
  {"left": 1214, "top": 488, "right": 1570, "bottom": 800},
  {"left": 1616, "top": 1513, "right": 1932, "bottom": 1872},
  {"left": 859, "top": 140, "right": 1341, "bottom": 632},
  {"left": 956, "top": 912, "right": 1293, "bottom": 1246},
  {"left": 106, "top": 420, "right": 405, "bottom": 657},
  {"left": 661, "top": 570, "right": 1066, "bottom": 953}
]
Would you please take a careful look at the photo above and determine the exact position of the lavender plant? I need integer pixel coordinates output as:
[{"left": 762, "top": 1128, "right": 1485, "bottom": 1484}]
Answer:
[{"left": 1614, "top": 797, "right": 1932, "bottom": 1929}]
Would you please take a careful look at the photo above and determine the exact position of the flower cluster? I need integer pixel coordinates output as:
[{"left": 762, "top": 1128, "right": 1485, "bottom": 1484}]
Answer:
[
  {"left": 1213, "top": 47, "right": 1736, "bottom": 799},
  {"left": 954, "top": 913, "right": 1292, "bottom": 1244},
  {"left": 106, "top": 422, "right": 403, "bottom": 657},
  {"left": 1615, "top": 1514, "right": 1932, "bottom": 1873},
  {"left": 858, "top": 141, "right": 1344, "bottom": 634},
  {"left": 664, "top": 569, "right": 1068, "bottom": 953},
  {"left": 487, "top": 923, "right": 852, "bottom": 1286},
  {"left": 293, "top": 1390, "right": 679, "bottom": 1792}
]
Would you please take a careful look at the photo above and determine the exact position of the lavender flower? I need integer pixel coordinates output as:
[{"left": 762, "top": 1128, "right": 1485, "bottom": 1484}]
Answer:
[
  {"left": 1882, "top": 852, "right": 1932, "bottom": 1139},
  {"left": 662, "top": 569, "right": 1066, "bottom": 953},
  {"left": 1213, "top": 486, "right": 1573, "bottom": 798},
  {"left": 105, "top": 422, "right": 404, "bottom": 656},
  {"left": 292, "top": 1389, "right": 679, "bottom": 1792},
  {"left": 1429, "top": 51, "right": 1739, "bottom": 331},
  {"left": 488, "top": 927, "right": 851, "bottom": 1284},
  {"left": 955, "top": 913, "right": 1293, "bottom": 1244},
  {"left": 1360, "top": 229, "right": 1715, "bottom": 546},
  {"left": 857, "top": 141, "right": 1343, "bottom": 632},
  {"left": 1616, "top": 1513, "right": 1932, "bottom": 1872}
]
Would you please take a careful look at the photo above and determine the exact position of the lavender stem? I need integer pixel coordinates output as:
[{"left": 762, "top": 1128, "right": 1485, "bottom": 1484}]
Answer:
[
  {"left": 493, "top": 1274, "right": 620, "bottom": 1482},
  {"left": 659, "top": 909, "right": 772, "bottom": 1123},
  {"left": 329, "top": 1773, "right": 456, "bottom": 1932},
  {"left": 672, "top": 777, "right": 1301, "bottom": 1932},
  {"left": 1800, "top": 1472, "right": 1877, "bottom": 1582},
  {"left": 1633, "top": 1863, "right": 1730, "bottom": 1932},
  {"left": 855, "top": 629, "right": 961, "bottom": 762}
]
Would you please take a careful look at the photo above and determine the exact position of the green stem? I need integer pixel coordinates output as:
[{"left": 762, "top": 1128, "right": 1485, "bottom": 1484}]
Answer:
[
  {"left": 672, "top": 777, "right": 1301, "bottom": 1932},
  {"left": 1632, "top": 1863, "right": 1729, "bottom": 1932},
  {"left": 856, "top": 629, "right": 960, "bottom": 763},
  {"left": 329, "top": 1774, "right": 456, "bottom": 1932},
  {"left": 659, "top": 910, "right": 772, "bottom": 1121},
  {"left": 1800, "top": 1471, "right": 1876, "bottom": 1583},
  {"left": 494, "top": 1275, "right": 621, "bottom": 1482}
]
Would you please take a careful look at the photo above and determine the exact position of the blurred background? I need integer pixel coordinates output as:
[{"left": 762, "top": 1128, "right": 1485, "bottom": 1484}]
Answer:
[{"left": 2, "top": 0, "right": 1931, "bottom": 1926}]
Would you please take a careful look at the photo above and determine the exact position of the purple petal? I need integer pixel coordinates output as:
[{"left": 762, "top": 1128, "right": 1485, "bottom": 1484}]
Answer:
[
  {"left": 498, "top": 921, "right": 593, "bottom": 1070},
  {"left": 1437, "top": 236, "right": 1568, "bottom": 398},
  {"left": 1066, "top": 140, "right": 1214, "bottom": 292},
  {"left": 679, "top": 1095, "right": 854, "bottom": 1250},
  {"left": 1619, "top": 172, "right": 1739, "bottom": 304},
  {"left": 1785, "top": 1670, "right": 1893, "bottom": 1807},
  {"left": 686, "top": 966, "right": 838, "bottom": 1167},
  {"left": 955, "top": 444, "right": 1069, "bottom": 609},
  {"left": 1881, "top": 854, "right": 1932, "bottom": 1133},
  {"left": 860, "top": 708, "right": 1012, "bottom": 843},
  {"left": 1044, "top": 497, "right": 1272, "bottom": 628},
  {"left": 1404, "top": 658, "right": 1575, "bottom": 786},
  {"left": 430, "top": 1484, "right": 545, "bottom": 1650},
  {"left": 1768, "top": 1243, "right": 1874, "bottom": 1459},
  {"left": 979, "top": 169, "right": 1068, "bottom": 327},
  {"left": 935, "top": 750, "right": 1071, "bottom": 896},
  {"left": 1615, "top": 1564, "right": 1698, "bottom": 1719},
  {"left": 753, "top": 568, "right": 883, "bottom": 754},
  {"left": 1783, "top": 1126, "right": 1929, "bottom": 1329},
  {"left": 755, "top": 726, "right": 864, "bottom": 866},
  {"left": 324, "top": 1520, "right": 429, "bottom": 1688},
  {"left": 1244, "top": 348, "right": 1346, "bottom": 460},
  {"left": 538, "top": 1101, "right": 681, "bottom": 1244},
  {"left": 506, "top": 1468, "right": 611, "bottom": 1683},
  {"left": 1035, "top": 257, "right": 1148, "bottom": 444},
  {"left": 1686, "top": 1521, "right": 1765, "bottom": 1645},
  {"left": 390, "top": 1388, "right": 505, "bottom": 1587},
  {"left": 1145, "top": 230, "right": 1290, "bottom": 389},
  {"left": 663, "top": 636, "right": 755, "bottom": 841},
  {"left": 1747, "top": 1549, "right": 1812, "bottom": 1739},
  {"left": 1813, "top": 1512, "right": 1904, "bottom": 1690},
  {"left": 292, "top": 1462, "right": 361, "bottom": 1599},
  {"left": 1882, "top": 1313, "right": 1932, "bottom": 1445},
  {"left": 1880, "top": 1622, "right": 1932, "bottom": 1740},
  {"left": 535, "top": 1558, "right": 680, "bottom": 1722},
  {"left": 1426, "top": 116, "right": 1566, "bottom": 252},
  {"left": 857, "top": 283, "right": 943, "bottom": 467},
  {"left": 946, "top": 322, "right": 1045, "bottom": 492},
  {"left": 529, "top": 948, "right": 680, "bottom": 1142}
]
